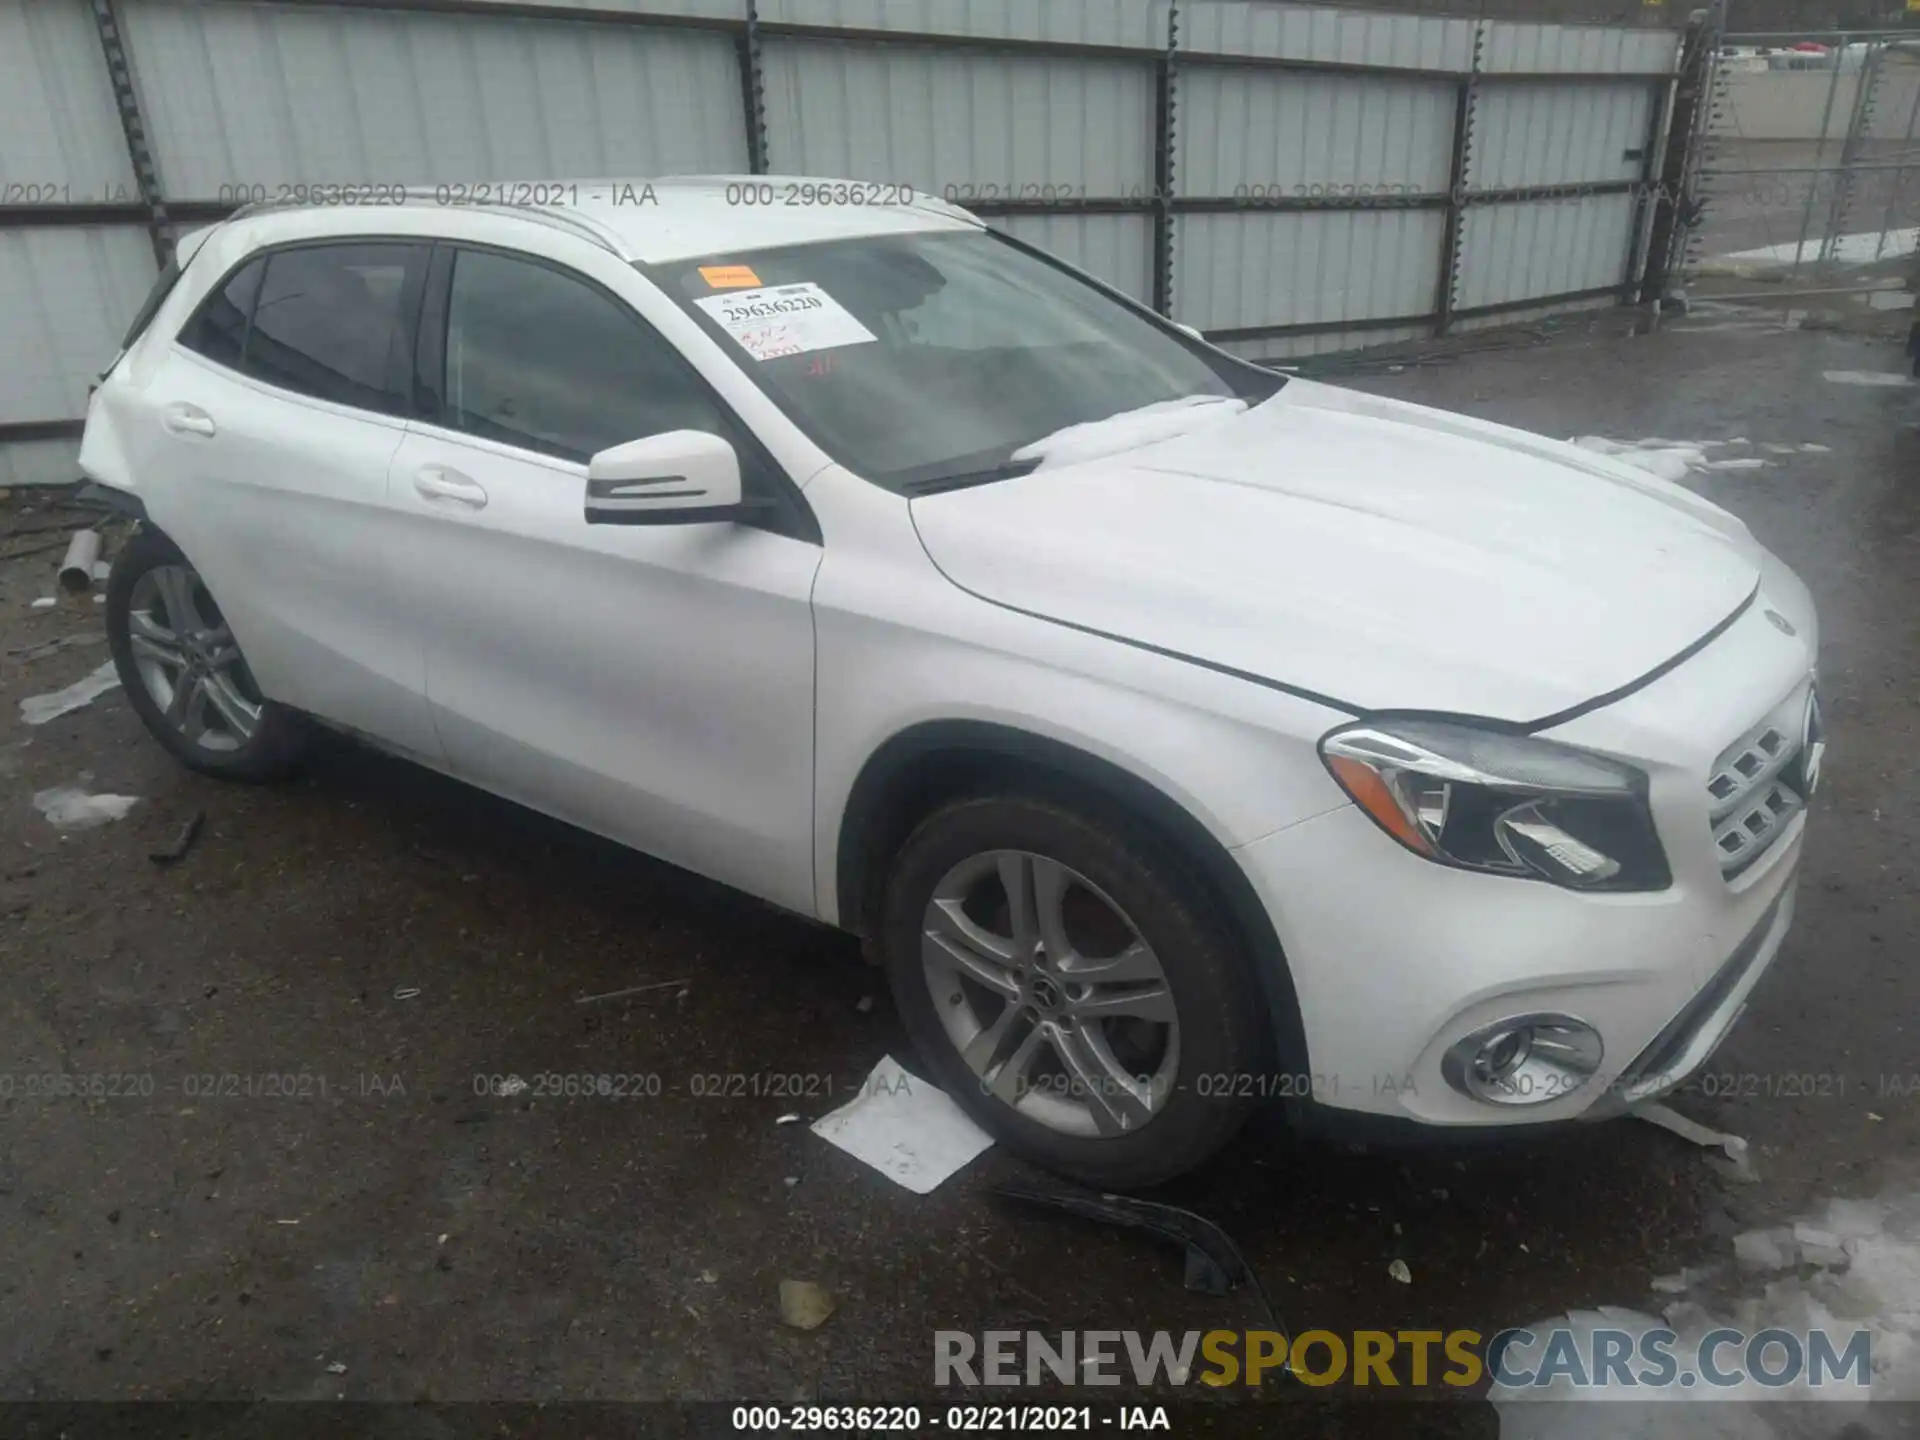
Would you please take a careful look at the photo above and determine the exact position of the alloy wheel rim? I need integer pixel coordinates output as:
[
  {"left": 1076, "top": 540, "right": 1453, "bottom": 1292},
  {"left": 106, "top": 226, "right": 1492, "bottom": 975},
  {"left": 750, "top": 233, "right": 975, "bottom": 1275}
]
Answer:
[
  {"left": 127, "top": 564, "right": 262, "bottom": 753},
  {"left": 920, "top": 849, "right": 1179, "bottom": 1138}
]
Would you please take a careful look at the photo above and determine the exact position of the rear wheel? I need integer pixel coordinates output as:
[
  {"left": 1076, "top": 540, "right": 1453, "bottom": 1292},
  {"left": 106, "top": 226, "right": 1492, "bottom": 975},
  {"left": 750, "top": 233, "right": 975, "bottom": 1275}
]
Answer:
[
  {"left": 105, "top": 526, "right": 310, "bottom": 781},
  {"left": 880, "top": 792, "right": 1266, "bottom": 1189}
]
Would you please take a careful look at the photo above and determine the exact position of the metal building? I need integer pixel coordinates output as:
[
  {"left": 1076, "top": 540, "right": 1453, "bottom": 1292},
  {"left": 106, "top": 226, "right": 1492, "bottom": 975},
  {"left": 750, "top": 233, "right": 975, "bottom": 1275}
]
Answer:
[{"left": 1, "top": 0, "right": 1682, "bottom": 487}]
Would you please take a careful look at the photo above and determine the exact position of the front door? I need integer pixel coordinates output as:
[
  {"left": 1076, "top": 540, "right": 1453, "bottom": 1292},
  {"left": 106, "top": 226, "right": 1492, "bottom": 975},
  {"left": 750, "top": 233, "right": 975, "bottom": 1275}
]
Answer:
[{"left": 388, "top": 244, "right": 822, "bottom": 915}]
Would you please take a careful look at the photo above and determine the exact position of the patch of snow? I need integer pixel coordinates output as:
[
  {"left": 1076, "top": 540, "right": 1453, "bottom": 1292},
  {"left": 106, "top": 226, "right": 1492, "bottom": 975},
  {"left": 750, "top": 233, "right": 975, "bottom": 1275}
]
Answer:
[
  {"left": 1572, "top": 436, "right": 1788, "bottom": 483},
  {"left": 19, "top": 661, "right": 120, "bottom": 726},
  {"left": 1709, "top": 225, "right": 1920, "bottom": 270},
  {"left": 1824, "top": 371, "right": 1913, "bottom": 388},
  {"left": 33, "top": 785, "right": 138, "bottom": 830},
  {"left": 1495, "top": 1183, "right": 1920, "bottom": 1438},
  {"left": 1012, "top": 395, "right": 1247, "bottom": 471}
]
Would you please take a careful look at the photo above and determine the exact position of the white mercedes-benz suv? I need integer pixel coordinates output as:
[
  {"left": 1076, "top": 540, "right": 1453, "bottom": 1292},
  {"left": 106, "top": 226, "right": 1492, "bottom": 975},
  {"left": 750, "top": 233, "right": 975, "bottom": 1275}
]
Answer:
[{"left": 78, "top": 178, "right": 1820, "bottom": 1187}]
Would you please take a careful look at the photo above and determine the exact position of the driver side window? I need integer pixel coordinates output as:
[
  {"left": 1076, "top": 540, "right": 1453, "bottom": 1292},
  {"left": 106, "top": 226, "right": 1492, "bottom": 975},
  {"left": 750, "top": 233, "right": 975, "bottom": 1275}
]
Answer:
[{"left": 440, "top": 248, "right": 728, "bottom": 464}]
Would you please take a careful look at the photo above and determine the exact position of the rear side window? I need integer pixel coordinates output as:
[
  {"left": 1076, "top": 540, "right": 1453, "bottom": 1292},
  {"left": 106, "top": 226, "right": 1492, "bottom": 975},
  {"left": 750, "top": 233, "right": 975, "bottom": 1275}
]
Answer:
[
  {"left": 178, "top": 258, "right": 265, "bottom": 370},
  {"left": 244, "top": 244, "right": 419, "bottom": 415}
]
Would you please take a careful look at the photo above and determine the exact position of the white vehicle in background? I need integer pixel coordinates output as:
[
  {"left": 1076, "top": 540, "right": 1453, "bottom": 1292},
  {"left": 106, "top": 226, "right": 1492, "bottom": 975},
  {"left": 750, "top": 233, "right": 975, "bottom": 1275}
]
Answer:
[{"left": 79, "top": 179, "right": 1820, "bottom": 1186}]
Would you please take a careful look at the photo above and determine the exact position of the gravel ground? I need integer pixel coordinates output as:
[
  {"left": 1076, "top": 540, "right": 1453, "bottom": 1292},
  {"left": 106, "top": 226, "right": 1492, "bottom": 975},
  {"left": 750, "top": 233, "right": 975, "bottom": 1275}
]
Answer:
[{"left": 1, "top": 308, "right": 1915, "bottom": 1436}]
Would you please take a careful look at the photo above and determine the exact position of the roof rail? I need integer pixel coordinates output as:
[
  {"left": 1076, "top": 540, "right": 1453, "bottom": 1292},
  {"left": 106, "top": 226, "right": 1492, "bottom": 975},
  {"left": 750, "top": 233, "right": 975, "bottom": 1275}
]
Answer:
[
  {"left": 473, "top": 200, "right": 629, "bottom": 259},
  {"left": 220, "top": 187, "right": 631, "bottom": 260}
]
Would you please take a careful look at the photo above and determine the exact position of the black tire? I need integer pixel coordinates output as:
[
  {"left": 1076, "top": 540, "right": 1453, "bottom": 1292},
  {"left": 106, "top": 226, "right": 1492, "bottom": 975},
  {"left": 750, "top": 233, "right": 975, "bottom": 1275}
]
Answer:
[
  {"left": 880, "top": 792, "right": 1267, "bottom": 1189},
  {"left": 105, "top": 525, "right": 311, "bottom": 782}
]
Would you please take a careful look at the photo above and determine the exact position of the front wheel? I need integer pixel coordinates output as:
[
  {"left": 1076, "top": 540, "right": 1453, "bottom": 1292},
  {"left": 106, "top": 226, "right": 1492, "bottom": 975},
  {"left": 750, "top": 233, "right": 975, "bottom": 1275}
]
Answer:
[
  {"left": 105, "top": 526, "right": 311, "bottom": 781},
  {"left": 880, "top": 793, "right": 1267, "bottom": 1189}
]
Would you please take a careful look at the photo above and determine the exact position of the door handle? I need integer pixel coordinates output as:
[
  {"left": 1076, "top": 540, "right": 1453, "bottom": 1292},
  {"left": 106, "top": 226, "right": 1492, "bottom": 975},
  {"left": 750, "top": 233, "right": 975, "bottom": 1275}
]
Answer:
[
  {"left": 163, "top": 404, "right": 216, "bottom": 438},
  {"left": 413, "top": 465, "right": 488, "bottom": 509}
]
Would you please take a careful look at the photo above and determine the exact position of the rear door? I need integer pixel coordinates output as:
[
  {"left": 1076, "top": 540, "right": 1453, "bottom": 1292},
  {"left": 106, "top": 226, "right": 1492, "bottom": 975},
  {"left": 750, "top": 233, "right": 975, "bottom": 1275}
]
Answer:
[
  {"left": 141, "top": 239, "right": 442, "bottom": 760},
  {"left": 387, "top": 243, "right": 822, "bottom": 914}
]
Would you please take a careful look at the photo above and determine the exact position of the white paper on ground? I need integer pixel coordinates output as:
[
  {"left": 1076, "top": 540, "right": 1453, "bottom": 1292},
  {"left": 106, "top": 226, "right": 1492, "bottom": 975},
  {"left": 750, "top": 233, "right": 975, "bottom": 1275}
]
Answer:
[
  {"left": 810, "top": 1055, "right": 993, "bottom": 1194},
  {"left": 693, "top": 282, "right": 877, "bottom": 362},
  {"left": 33, "top": 785, "right": 139, "bottom": 830},
  {"left": 20, "top": 661, "right": 120, "bottom": 725}
]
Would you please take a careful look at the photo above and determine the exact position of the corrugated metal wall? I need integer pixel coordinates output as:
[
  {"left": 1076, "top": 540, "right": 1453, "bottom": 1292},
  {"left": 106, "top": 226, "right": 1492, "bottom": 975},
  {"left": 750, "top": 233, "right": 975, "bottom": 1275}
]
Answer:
[{"left": 0, "top": 0, "right": 1680, "bottom": 484}]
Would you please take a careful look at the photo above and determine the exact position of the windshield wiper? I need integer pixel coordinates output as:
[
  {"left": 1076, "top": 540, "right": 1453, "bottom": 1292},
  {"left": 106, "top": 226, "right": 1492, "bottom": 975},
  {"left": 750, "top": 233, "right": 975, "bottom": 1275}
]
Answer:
[{"left": 902, "top": 457, "right": 1043, "bottom": 496}]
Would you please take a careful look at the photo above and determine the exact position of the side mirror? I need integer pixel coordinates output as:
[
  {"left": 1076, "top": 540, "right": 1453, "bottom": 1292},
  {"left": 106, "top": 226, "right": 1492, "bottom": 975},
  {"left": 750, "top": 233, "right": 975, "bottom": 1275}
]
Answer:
[{"left": 584, "top": 430, "right": 759, "bottom": 525}]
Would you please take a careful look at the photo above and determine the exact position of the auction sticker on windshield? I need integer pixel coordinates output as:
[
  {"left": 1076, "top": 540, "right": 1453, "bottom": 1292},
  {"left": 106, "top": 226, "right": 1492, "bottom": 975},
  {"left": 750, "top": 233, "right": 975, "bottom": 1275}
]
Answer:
[{"left": 693, "top": 282, "right": 877, "bottom": 362}]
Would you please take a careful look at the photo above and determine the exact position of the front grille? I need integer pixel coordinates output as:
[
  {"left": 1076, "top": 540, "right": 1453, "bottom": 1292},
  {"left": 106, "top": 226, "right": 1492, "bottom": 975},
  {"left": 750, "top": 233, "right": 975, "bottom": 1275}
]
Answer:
[{"left": 1707, "top": 685, "right": 1815, "bottom": 879}]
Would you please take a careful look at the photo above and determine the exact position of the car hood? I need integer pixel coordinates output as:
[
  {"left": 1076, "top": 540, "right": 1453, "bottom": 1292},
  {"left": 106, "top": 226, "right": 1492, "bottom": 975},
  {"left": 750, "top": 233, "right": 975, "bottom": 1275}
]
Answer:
[{"left": 909, "top": 378, "right": 1762, "bottom": 723}]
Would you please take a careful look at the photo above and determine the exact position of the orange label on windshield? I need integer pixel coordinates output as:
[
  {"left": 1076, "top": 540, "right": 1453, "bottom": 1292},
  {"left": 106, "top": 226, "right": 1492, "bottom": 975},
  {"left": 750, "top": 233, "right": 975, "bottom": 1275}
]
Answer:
[{"left": 699, "top": 264, "right": 762, "bottom": 289}]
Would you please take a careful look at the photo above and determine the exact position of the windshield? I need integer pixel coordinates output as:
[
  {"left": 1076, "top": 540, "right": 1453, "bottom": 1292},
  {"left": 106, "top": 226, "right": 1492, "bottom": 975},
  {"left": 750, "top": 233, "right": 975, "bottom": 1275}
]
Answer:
[{"left": 649, "top": 230, "right": 1282, "bottom": 491}]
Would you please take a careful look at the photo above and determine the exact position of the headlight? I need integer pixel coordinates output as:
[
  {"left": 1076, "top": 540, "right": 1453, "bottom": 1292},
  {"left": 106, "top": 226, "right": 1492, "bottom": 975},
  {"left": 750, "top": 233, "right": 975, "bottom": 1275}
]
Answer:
[{"left": 1318, "top": 718, "right": 1671, "bottom": 892}]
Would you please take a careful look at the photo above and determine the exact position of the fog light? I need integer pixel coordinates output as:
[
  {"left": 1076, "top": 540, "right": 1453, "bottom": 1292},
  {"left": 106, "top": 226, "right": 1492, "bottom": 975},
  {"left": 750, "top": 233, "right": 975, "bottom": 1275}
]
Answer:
[{"left": 1441, "top": 1014, "right": 1604, "bottom": 1107}]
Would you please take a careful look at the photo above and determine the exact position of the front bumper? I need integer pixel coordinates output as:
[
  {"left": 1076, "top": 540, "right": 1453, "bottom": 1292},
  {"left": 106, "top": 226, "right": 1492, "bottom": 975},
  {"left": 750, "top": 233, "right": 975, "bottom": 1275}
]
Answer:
[
  {"left": 1231, "top": 556, "right": 1816, "bottom": 1128},
  {"left": 1584, "top": 880, "right": 1796, "bottom": 1116},
  {"left": 1232, "top": 802, "right": 1802, "bottom": 1125}
]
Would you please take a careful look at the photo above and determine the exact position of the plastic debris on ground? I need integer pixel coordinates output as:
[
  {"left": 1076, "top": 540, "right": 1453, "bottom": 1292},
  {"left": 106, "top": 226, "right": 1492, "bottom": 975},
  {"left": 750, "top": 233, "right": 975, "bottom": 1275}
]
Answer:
[
  {"left": 148, "top": 809, "right": 205, "bottom": 865},
  {"left": 1632, "top": 1101, "right": 1756, "bottom": 1182},
  {"left": 575, "top": 977, "right": 687, "bottom": 1005},
  {"left": 20, "top": 661, "right": 120, "bottom": 725},
  {"left": 809, "top": 1054, "right": 992, "bottom": 1194},
  {"left": 34, "top": 785, "right": 139, "bottom": 830}
]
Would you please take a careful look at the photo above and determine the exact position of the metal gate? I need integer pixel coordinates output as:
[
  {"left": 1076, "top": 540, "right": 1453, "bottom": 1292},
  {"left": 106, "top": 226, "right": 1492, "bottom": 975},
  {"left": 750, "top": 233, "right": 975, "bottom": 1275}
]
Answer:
[{"left": 1676, "top": 18, "right": 1920, "bottom": 299}]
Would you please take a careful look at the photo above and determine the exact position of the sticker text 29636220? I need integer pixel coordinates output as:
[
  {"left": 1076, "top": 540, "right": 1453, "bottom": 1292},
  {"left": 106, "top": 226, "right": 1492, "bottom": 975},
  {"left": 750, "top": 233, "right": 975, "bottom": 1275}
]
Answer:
[{"left": 692, "top": 282, "right": 877, "bottom": 363}]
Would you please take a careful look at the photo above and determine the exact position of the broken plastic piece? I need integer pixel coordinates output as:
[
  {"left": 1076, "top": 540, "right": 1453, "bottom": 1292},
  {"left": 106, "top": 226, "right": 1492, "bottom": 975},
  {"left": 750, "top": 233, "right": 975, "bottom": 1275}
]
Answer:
[
  {"left": 993, "top": 1178, "right": 1258, "bottom": 1305},
  {"left": 149, "top": 809, "right": 205, "bottom": 865},
  {"left": 1631, "top": 1100, "right": 1755, "bottom": 1180}
]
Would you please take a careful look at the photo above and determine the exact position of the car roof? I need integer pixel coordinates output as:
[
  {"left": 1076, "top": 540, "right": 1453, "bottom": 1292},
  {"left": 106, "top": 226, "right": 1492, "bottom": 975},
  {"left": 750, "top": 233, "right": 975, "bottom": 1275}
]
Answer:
[{"left": 222, "top": 175, "right": 984, "bottom": 265}]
